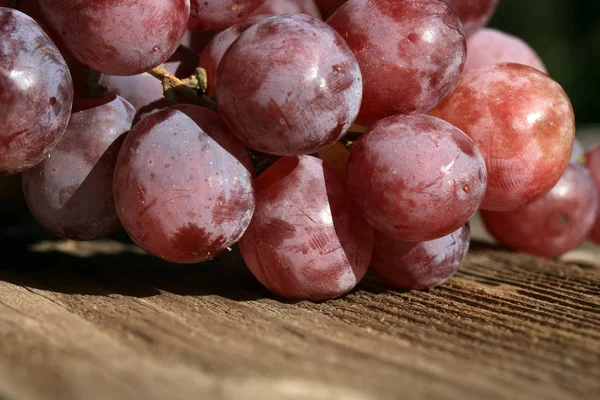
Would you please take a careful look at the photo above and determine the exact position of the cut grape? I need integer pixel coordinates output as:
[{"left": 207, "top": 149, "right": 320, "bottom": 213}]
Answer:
[
  {"left": 239, "top": 155, "right": 373, "bottom": 301},
  {"left": 217, "top": 14, "right": 362, "bottom": 155},
  {"left": 0, "top": 8, "right": 73, "bottom": 175},
  {"left": 188, "top": 0, "right": 267, "bottom": 31},
  {"left": 346, "top": 114, "right": 487, "bottom": 242},
  {"left": 327, "top": 0, "right": 466, "bottom": 126},
  {"left": 38, "top": 0, "right": 190, "bottom": 75},
  {"left": 432, "top": 63, "right": 575, "bottom": 211},
  {"left": 445, "top": 0, "right": 500, "bottom": 37},
  {"left": 585, "top": 146, "right": 600, "bottom": 244},
  {"left": 465, "top": 28, "right": 547, "bottom": 73},
  {"left": 371, "top": 224, "right": 470, "bottom": 290},
  {"left": 23, "top": 95, "right": 135, "bottom": 240},
  {"left": 114, "top": 104, "right": 255, "bottom": 264},
  {"left": 199, "top": 14, "right": 271, "bottom": 96},
  {"left": 315, "top": 0, "right": 347, "bottom": 19},
  {"left": 481, "top": 163, "right": 598, "bottom": 259},
  {"left": 255, "top": 0, "right": 322, "bottom": 18}
]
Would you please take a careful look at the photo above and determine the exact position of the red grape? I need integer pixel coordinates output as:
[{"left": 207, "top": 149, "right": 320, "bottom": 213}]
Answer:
[
  {"left": 188, "top": 0, "right": 267, "bottom": 31},
  {"left": 315, "top": 0, "right": 347, "bottom": 19},
  {"left": 432, "top": 63, "right": 575, "bottom": 211},
  {"left": 38, "top": 0, "right": 190, "bottom": 75},
  {"left": 255, "top": 0, "right": 322, "bottom": 18},
  {"left": 217, "top": 14, "right": 362, "bottom": 155},
  {"left": 371, "top": 224, "right": 470, "bottom": 290},
  {"left": 114, "top": 104, "right": 255, "bottom": 264},
  {"left": 481, "top": 163, "right": 598, "bottom": 259},
  {"left": 465, "top": 28, "right": 547, "bottom": 73},
  {"left": 445, "top": 0, "right": 500, "bottom": 37},
  {"left": 239, "top": 155, "right": 373, "bottom": 301},
  {"left": 346, "top": 114, "right": 487, "bottom": 242},
  {"left": 180, "top": 30, "right": 216, "bottom": 55},
  {"left": 0, "top": 8, "right": 73, "bottom": 175},
  {"left": 327, "top": 0, "right": 466, "bottom": 126},
  {"left": 585, "top": 146, "right": 600, "bottom": 244},
  {"left": 23, "top": 95, "right": 135, "bottom": 240},
  {"left": 199, "top": 14, "right": 271, "bottom": 96}
]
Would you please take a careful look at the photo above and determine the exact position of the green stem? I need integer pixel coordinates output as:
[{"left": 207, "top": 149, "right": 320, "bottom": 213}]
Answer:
[
  {"left": 84, "top": 68, "right": 107, "bottom": 98},
  {"left": 148, "top": 66, "right": 217, "bottom": 112}
]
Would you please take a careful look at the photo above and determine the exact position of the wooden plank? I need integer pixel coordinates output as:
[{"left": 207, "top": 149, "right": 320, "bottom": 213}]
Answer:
[{"left": 0, "top": 233, "right": 599, "bottom": 400}]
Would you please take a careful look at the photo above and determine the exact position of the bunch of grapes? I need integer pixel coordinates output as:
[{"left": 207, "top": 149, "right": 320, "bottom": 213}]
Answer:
[{"left": 1, "top": 0, "right": 597, "bottom": 301}]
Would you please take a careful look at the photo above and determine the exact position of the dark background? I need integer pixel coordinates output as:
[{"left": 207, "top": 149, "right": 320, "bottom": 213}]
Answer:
[{"left": 488, "top": 0, "right": 599, "bottom": 125}]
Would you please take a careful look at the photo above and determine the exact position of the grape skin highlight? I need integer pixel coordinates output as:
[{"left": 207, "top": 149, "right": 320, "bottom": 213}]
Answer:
[
  {"left": 371, "top": 224, "right": 471, "bottom": 290},
  {"left": 432, "top": 63, "right": 575, "bottom": 211},
  {"left": 114, "top": 105, "right": 255, "bottom": 264},
  {"left": 239, "top": 155, "right": 373, "bottom": 301},
  {"left": 327, "top": 0, "right": 466, "bottom": 125},
  {"left": 0, "top": 9, "right": 73, "bottom": 175},
  {"left": 217, "top": 14, "right": 362, "bottom": 156},
  {"left": 23, "top": 95, "right": 135, "bottom": 240},
  {"left": 346, "top": 114, "right": 487, "bottom": 242}
]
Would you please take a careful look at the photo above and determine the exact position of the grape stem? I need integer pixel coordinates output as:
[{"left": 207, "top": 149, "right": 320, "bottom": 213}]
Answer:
[
  {"left": 148, "top": 66, "right": 217, "bottom": 112},
  {"left": 7, "top": 0, "right": 19, "bottom": 8}
]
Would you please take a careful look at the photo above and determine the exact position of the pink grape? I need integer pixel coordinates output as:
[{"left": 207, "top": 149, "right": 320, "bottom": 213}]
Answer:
[
  {"left": 255, "top": 0, "right": 322, "bottom": 18},
  {"left": 346, "top": 114, "right": 487, "bottom": 242},
  {"left": 188, "top": 0, "right": 267, "bottom": 31},
  {"left": 239, "top": 155, "right": 373, "bottom": 301},
  {"left": 217, "top": 14, "right": 362, "bottom": 155},
  {"left": 481, "top": 163, "right": 598, "bottom": 259},
  {"left": 371, "top": 224, "right": 470, "bottom": 290},
  {"left": 199, "top": 14, "right": 271, "bottom": 96},
  {"left": 38, "top": 0, "right": 190, "bottom": 75},
  {"left": 585, "top": 146, "right": 600, "bottom": 244},
  {"left": 445, "top": 0, "right": 500, "bottom": 37},
  {"left": 465, "top": 28, "right": 547, "bottom": 73},
  {"left": 432, "top": 63, "right": 575, "bottom": 211},
  {"left": 0, "top": 8, "right": 73, "bottom": 175},
  {"left": 327, "top": 0, "right": 466, "bottom": 126},
  {"left": 114, "top": 104, "right": 255, "bottom": 264},
  {"left": 23, "top": 95, "right": 135, "bottom": 240}
]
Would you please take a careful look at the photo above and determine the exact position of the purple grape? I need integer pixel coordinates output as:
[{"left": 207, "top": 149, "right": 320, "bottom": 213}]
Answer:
[
  {"left": 0, "top": 8, "right": 73, "bottom": 175},
  {"left": 114, "top": 104, "right": 255, "bottom": 264},
  {"left": 239, "top": 155, "right": 373, "bottom": 301},
  {"left": 371, "top": 224, "right": 470, "bottom": 290},
  {"left": 346, "top": 114, "right": 487, "bottom": 242},
  {"left": 327, "top": 0, "right": 466, "bottom": 125},
  {"left": 216, "top": 14, "right": 362, "bottom": 155},
  {"left": 23, "top": 95, "right": 135, "bottom": 240},
  {"left": 38, "top": 0, "right": 190, "bottom": 75}
]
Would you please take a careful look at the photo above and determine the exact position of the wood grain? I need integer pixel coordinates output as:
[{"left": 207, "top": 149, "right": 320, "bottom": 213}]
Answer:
[{"left": 0, "top": 230, "right": 599, "bottom": 400}]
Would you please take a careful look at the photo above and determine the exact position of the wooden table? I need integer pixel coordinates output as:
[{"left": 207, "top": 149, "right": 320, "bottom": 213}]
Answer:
[{"left": 0, "top": 222, "right": 599, "bottom": 400}]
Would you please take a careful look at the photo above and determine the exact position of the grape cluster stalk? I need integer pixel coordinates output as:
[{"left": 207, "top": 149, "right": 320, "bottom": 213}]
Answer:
[{"left": 1, "top": 0, "right": 594, "bottom": 301}]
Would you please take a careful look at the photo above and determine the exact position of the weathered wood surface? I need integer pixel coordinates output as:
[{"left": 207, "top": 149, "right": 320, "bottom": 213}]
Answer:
[{"left": 0, "top": 224, "right": 599, "bottom": 400}]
